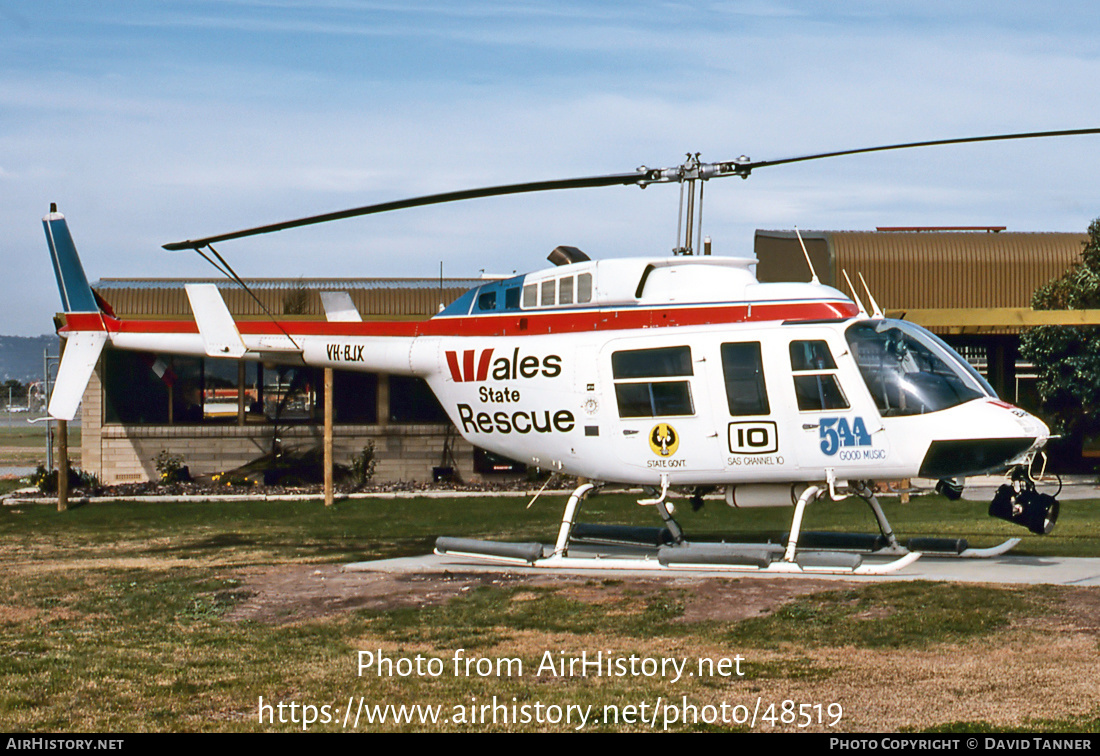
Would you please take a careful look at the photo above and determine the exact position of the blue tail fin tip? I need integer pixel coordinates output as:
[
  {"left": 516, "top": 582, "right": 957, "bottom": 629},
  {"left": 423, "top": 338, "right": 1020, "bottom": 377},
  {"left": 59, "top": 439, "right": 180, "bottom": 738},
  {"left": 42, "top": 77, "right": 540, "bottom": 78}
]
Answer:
[{"left": 43, "top": 207, "right": 100, "bottom": 314}]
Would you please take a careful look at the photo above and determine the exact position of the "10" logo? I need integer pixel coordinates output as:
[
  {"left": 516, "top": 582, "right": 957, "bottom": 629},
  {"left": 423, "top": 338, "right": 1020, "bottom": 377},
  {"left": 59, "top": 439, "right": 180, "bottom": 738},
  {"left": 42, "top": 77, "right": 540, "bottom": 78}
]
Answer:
[{"left": 728, "top": 421, "right": 778, "bottom": 454}]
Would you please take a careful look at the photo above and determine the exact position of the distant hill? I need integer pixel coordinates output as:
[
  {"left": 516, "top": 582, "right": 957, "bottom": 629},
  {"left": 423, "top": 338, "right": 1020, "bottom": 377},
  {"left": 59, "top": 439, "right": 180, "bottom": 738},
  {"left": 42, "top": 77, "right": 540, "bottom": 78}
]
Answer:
[{"left": 0, "top": 335, "right": 61, "bottom": 383}]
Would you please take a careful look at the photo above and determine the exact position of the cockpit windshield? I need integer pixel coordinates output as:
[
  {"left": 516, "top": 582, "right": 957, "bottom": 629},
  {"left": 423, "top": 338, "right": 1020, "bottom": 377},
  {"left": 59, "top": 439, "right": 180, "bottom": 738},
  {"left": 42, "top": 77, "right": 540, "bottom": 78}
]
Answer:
[{"left": 845, "top": 320, "right": 995, "bottom": 416}]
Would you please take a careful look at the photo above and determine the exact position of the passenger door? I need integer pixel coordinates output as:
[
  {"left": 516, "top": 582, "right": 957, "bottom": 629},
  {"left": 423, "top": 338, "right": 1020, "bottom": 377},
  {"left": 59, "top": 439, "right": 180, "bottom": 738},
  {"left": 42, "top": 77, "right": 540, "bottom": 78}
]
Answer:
[{"left": 600, "top": 340, "right": 723, "bottom": 478}]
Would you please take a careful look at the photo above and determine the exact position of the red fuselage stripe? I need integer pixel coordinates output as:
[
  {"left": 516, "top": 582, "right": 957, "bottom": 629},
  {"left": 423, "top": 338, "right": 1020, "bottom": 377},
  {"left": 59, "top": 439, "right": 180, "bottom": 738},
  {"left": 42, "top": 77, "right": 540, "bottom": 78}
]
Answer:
[{"left": 60, "top": 301, "right": 860, "bottom": 338}]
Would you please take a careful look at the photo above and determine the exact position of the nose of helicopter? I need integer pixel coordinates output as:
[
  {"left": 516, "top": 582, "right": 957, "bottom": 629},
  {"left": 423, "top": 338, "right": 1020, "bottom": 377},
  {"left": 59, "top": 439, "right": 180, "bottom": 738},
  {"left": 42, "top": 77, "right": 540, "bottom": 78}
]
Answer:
[{"left": 917, "top": 399, "right": 1050, "bottom": 480}]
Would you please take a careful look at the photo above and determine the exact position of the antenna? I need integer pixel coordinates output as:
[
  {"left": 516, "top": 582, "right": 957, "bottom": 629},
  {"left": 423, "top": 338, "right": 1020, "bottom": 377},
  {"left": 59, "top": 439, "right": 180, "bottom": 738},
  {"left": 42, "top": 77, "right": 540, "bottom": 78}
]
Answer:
[
  {"left": 439, "top": 261, "right": 445, "bottom": 312},
  {"left": 842, "top": 270, "right": 869, "bottom": 317},
  {"left": 793, "top": 227, "right": 820, "bottom": 285},
  {"left": 858, "top": 272, "right": 884, "bottom": 318}
]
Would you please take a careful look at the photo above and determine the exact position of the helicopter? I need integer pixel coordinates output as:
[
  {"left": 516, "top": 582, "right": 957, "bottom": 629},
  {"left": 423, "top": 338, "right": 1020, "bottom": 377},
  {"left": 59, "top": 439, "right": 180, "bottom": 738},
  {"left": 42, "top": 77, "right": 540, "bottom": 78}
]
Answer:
[{"left": 43, "top": 128, "right": 1098, "bottom": 575}]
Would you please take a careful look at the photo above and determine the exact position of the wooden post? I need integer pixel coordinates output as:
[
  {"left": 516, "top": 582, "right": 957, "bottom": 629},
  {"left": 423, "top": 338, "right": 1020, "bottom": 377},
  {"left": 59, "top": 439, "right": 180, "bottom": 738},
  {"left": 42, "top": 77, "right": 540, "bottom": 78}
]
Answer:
[
  {"left": 57, "top": 418, "right": 69, "bottom": 512},
  {"left": 324, "top": 368, "right": 334, "bottom": 507},
  {"left": 55, "top": 338, "right": 69, "bottom": 512},
  {"left": 237, "top": 360, "right": 246, "bottom": 426}
]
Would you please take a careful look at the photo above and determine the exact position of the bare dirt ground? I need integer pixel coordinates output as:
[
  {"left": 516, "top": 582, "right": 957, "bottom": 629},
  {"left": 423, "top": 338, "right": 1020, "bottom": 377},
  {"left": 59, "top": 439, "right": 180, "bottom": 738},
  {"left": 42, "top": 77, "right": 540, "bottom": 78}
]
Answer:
[
  {"left": 223, "top": 564, "right": 1100, "bottom": 732},
  {"left": 224, "top": 563, "right": 850, "bottom": 624}
]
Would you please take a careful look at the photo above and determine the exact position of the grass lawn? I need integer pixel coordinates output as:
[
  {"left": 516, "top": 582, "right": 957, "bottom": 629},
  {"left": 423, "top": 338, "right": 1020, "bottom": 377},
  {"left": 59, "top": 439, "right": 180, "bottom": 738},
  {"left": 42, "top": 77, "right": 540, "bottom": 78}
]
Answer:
[
  {"left": 1, "top": 492, "right": 1098, "bottom": 732},
  {"left": 0, "top": 424, "right": 81, "bottom": 467}
]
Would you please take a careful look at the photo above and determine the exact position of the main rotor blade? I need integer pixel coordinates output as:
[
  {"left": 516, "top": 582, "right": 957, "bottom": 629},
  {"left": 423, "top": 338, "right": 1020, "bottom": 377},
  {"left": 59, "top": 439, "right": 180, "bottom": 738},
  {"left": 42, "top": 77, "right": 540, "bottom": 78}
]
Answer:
[
  {"left": 733, "top": 127, "right": 1100, "bottom": 173},
  {"left": 164, "top": 127, "right": 1100, "bottom": 250},
  {"left": 162, "top": 170, "right": 652, "bottom": 250}
]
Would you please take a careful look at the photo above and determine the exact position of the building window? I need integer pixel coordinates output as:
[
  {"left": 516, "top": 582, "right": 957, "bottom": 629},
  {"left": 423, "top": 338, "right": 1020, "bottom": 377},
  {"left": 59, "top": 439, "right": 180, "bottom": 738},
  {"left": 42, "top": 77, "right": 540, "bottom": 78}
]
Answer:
[
  {"left": 333, "top": 371, "right": 378, "bottom": 424},
  {"left": 202, "top": 358, "right": 242, "bottom": 423},
  {"left": 102, "top": 349, "right": 334, "bottom": 425},
  {"left": 260, "top": 365, "right": 320, "bottom": 423},
  {"left": 103, "top": 349, "right": 170, "bottom": 424},
  {"left": 389, "top": 376, "right": 449, "bottom": 423}
]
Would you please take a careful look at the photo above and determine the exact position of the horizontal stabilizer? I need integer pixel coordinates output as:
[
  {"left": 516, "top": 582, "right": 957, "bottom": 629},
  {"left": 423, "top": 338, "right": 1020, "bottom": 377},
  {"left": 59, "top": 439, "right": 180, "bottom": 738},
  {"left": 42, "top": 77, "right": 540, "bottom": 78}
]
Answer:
[
  {"left": 185, "top": 284, "right": 247, "bottom": 358},
  {"left": 319, "top": 291, "right": 363, "bottom": 322},
  {"left": 48, "top": 331, "right": 108, "bottom": 420}
]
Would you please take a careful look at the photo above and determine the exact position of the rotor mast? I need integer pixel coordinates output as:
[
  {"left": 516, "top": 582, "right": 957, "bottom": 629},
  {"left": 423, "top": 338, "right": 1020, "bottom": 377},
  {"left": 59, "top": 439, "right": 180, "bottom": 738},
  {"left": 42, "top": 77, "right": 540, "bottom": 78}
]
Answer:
[{"left": 667, "top": 152, "right": 751, "bottom": 255}]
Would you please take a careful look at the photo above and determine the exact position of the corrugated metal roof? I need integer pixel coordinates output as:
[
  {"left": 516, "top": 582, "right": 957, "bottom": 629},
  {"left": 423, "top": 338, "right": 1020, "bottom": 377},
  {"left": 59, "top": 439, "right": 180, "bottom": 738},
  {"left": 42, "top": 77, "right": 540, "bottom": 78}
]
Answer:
[
  {"left": 92, "top": 277, "right": 484, "bottom": 319},
  {"left": 755, "top": 230, "right": 1085, "bottom": 310},
  {"left": 824, "top": 231, "right": 1085, "bottom": 311}
]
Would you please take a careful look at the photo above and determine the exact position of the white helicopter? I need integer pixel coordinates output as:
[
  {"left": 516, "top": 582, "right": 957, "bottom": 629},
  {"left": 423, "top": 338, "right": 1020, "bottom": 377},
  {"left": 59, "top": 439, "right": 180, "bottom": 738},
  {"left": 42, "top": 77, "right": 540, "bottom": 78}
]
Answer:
[{"left": 45, "top": 129, "right": 1096, "bottom": 575}]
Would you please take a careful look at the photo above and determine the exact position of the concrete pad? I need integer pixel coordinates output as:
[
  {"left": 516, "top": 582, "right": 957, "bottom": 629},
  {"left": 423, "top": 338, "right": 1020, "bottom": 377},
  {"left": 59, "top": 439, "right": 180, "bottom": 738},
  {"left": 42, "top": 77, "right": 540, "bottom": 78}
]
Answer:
[{"left": 346, "top": 551, "right": 1100, "bottom": 586}]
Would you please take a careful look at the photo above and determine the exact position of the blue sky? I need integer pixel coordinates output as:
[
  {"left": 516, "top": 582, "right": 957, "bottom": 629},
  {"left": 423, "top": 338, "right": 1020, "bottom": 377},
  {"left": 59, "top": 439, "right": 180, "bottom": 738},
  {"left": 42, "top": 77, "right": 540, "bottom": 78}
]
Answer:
[{"left": 3, "top": 1, "right": 1100, "bottom": 335}]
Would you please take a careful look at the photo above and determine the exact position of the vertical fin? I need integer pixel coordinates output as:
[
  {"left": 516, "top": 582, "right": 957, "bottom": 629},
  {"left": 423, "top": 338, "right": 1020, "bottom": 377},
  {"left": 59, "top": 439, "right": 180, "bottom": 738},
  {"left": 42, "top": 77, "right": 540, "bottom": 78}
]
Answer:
[
  {"left": 42, "top": 206, "right": 108, "bottom": 420},
  {"left": 43, "top": 207, "right": 100, "bottom": 314}
]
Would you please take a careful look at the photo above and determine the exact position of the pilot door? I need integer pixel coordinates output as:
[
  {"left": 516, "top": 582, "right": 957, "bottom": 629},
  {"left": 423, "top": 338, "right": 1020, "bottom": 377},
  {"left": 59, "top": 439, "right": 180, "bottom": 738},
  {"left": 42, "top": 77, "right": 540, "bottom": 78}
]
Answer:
[
  {"left": 600, "top": 341, "right": 723, "bottom": 479},
  {"left": 782, "top": 334, "right": 888, "bottom": 473}
]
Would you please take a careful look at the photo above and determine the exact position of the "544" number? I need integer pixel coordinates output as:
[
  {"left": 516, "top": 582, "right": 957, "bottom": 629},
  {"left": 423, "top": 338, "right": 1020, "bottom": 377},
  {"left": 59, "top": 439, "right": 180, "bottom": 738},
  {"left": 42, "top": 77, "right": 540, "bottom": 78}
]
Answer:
[{"left": 819, "top": 417, "right": 871, "bottom": 455}]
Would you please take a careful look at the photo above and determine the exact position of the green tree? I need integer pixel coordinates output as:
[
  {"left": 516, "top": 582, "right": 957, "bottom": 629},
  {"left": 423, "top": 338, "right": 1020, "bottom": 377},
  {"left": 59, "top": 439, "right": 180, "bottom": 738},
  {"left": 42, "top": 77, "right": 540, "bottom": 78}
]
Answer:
[
  {"left": 1020, "top": 218, "right": 1100, "bottom": 446},
  {"left": 2, "top": 379, "right": 26, "bottom": 407}
]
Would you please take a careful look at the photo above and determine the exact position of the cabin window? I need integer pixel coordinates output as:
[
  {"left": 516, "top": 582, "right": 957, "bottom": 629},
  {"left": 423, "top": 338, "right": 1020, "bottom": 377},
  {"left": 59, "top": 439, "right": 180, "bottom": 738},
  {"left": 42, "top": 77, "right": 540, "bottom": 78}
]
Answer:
[
  {"left": 845, "top": 320, "right": 991, "bottom": 416},
  {"left": 612, "top": 346, "right": 693, "bottom": 378},
  {"left": 559, "top": 276, "right": 574, "bottom": 305},
  {"left": 577, "top": 273, "right": 593, "bottom": 303},
  {"left": 789, "top": 340, "right": 848, "bottom": 411},
  {"left": 790, "top": 340, "right": 837, "bottom": 371},
  {"left": 540, "top": 279, "right": 556, "bottom": 306},
  {"left": 476, "top": 290, "right": 497, "bottom": 311},
  {"left": 612, "top": 345, "right": 694, "bottom": 418},
  {"left": 520, "top": 274, "right": 590, "bottom": 309},
  {"left": 721, "top": 342, "right": 770, "bottom": 416},
  {"left": 614, "top": 382, "right": 694, "bottom": 418},
  {"left": 505, "top": 287, "right": 521, "bottom": 310}
]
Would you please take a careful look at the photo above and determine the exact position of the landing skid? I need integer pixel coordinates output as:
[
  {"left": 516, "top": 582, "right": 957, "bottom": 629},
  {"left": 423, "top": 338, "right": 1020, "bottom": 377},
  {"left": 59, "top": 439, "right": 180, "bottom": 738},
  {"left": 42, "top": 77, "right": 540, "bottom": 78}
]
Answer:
[
  {"left": 434, "top": 481, "right": 921, "bottom": 576},
  {"left": 794, "top": 532, "right": 1022, "bottom": 559},
  {"left": 434, "top": 537, "right": 921, "bottom": 575},
  {"left": 792, "top": 484, "right": 1023, "bottom": 559}
]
